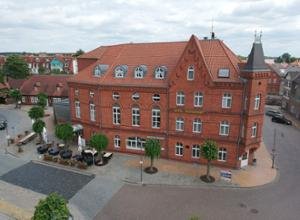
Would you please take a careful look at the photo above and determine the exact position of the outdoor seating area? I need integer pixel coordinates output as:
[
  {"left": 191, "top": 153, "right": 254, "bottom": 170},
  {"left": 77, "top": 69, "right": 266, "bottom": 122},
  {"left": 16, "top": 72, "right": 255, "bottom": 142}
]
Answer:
[{"left": 38, "top": 143, "right": 113, "bottom": 169}]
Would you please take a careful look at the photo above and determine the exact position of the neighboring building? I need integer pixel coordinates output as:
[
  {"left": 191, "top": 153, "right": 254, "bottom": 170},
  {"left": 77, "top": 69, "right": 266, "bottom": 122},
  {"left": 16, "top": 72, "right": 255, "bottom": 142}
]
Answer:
[
  {"left": 282, "top": 67, "right": 300, "bottom": 119},
  {"left": 67, "top": 34, "right": 270, "bottom": 168},
  {"left": 53, "top": 99, "right": 71, "bottom": 123},
  {"left": 10, "top": 75, "right": 71, "bottom": 106},
  {"left": 267, "top": 64, "right": 282, "bottom": 95},
  {"left": 50, "top": 57, "right": 64, "bottom": 72}
]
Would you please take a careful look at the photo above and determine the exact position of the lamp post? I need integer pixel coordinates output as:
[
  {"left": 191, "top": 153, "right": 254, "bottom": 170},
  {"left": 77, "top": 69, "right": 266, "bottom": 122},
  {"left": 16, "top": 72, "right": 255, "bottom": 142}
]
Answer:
[{"left": 139, "top": 155, "right": 143, "bottom": 184}]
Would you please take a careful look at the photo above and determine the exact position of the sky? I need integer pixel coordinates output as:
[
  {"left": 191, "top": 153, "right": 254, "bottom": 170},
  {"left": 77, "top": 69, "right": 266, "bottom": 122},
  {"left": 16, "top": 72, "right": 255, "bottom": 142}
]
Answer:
[{"left": 0, "top": 0, "right": 299, "bottom": 57}]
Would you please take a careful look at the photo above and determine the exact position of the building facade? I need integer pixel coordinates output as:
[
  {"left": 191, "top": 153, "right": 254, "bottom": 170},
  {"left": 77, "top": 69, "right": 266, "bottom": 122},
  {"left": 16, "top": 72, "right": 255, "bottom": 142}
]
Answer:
[{"left": 68, "top": 34, "right": 270, "bottom": 168}]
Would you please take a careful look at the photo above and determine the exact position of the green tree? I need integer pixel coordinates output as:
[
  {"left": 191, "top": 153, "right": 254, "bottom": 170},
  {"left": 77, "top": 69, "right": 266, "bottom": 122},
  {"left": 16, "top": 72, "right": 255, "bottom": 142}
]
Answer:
[
  {"left": 28, "top": 106, "right": 44, "bottom": 120},
  {"left": 51, "top": 69, "right": 62, "bottom": 74},
  {"left": 89, "top": 133, "right": 108, "bottom": 163},
  {"left": 3, "top": 55, "right": 29, "bottom": 79},
  {"left": 201, "top": 139, "right": 218, "bottom": 182},
  {"left": 33, "top": 193, "right": 70, "bottom": 220},
  {"left": 74, "top": 49, "right": 84, "bottom": 57},
  {"left": 144, "top": 139, "right": 161, "bottom": 173},
  {"left": 32, "top": 119, "right": 45, "bottom": 143},
  {"left": 38, "top": 66, "right": 46, "bottom": 74},
  {"left": 9, "top": 89, "right": 22, "bottom": 108},
  {"left": 55, "top": 123, "right": 73, "bottom": 147},
  {"left": 37, "top": 92, "right": 48, "bottom": 109},
  {"left": 0, "top": 68, "right": 4, "bottom": 83},
  {"left": 274, "top": 52, "right": 297, "bottom": 64}
]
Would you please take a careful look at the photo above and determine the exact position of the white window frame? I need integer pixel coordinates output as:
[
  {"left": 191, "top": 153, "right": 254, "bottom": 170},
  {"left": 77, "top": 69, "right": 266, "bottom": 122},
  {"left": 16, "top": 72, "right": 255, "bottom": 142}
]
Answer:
[
  {"left": 75, "top": 101, "right": 80, "bottom": 118},
  {"left": 194, "top": 92, "right": 203, "bottom": 107},
  {"left": 155, "top": 67, "right": 165, "bottom": 79},
  {"left": 114, "top": 135, "right": 120, "bottom": 148},
  {"left": 152, "top": 108, "right": 161, "bottom": 128},
  {"left": 254, "top": 94, "right": 260, "bottom": 110},
  {"left": 134, "top": 66, "right": 144, "bottom": 78},
  {"left": 152, "top": 94, "right": 160, "bottom": 102},
  {"left": 222, "top": 93, "right": 232, "bottom": 108},
  {"left": 251, "top": 122, "right": 258, "bottom": 138},
  {"left": 219, "top": 121, "right": 229, "bottom": 136},
  {"left": 31, "top": 96, "right": 38, "bottom": 104},
  {"left": 175, "top": 142, "right": 183, "bottom": 156},
  {"left": 112, "top": 92, "right": 120, "bottom": 100},
  {"left": 176, "top": 118, "right": 184, "bottom": 131},
  {"left": 126, "top": 137, "right": 146, "bottom": 150},
  {"left": 193, "top": 118, "right": 202, "bottom": 133},
  {"left": 132, "top": 107, "right": 140, "bottom": 126},
  {"left": 90, "top": 103, "right": 96, "bottom": 122},
  {"left": 176, "top": 91, "right": 185, "bottom": 106},
  {"left": 187, "top": 65, "right": 194, "bottom": 80},
  {"left": 218, "top": 147, "right": 227, "bottom": 161},
  {"left": 192, "top": 145, "right": 200, "bottom": 158},
  {"left": 132, "top": 92, "right": 140, "bottom": 101},
  {"left": 112, "top": 105, "right": 121, "bottom": 125},
  {"left": 115, "top": 67, "right": 125, "bottom": 78}
]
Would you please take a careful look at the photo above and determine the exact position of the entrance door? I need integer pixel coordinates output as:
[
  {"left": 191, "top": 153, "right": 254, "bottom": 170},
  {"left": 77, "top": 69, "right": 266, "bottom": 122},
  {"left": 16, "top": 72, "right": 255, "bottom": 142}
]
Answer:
[{"left": 241, "top": 151, "right": 248, "bottom": 168}]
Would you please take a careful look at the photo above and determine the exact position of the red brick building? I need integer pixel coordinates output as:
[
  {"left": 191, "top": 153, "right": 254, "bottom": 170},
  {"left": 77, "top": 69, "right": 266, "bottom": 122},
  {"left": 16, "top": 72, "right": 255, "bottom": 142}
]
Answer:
[
  {"left": 267, "top": 64, "right": 282, "bottom": 95},
  {"left": 68, "top": 34, "right": 270, "bottom": 168}
]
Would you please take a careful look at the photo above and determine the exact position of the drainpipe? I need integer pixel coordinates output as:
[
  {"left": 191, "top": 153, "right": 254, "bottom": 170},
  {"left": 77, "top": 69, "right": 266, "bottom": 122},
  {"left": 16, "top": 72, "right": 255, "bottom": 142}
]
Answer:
[{"left": 237, "top": 78, "right": 248, "bottom": 168}]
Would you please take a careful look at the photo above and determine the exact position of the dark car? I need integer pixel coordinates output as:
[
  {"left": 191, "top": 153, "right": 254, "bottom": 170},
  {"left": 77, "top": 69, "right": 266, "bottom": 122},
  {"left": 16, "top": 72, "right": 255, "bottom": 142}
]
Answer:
[
  {"left": 37, "top": 144, "right": 49, "bottom": 154},
  {"left": 48, "top": 147, "right": 60, "bottom": 156},
  {"left": 271, "top": 115, "right": 292, "bottom": 125},
  {"left": 265, "top": 110, "right": 283, "bottom": 117},
  {"left": 0, "top": 120, "right": 7, "bottom": 130}
]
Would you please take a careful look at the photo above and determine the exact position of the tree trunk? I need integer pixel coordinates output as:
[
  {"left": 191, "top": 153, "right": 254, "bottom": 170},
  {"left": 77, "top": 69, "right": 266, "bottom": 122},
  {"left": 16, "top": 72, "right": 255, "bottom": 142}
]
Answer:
[
  {"left": 39, "top": 133, "right": 43, "bottom": 144},
  {"left": 206, "top": 160, "right": 211, "bottom": 181},
  {"left": 150, "top": 157, "right": 154, "bottom": 171}
]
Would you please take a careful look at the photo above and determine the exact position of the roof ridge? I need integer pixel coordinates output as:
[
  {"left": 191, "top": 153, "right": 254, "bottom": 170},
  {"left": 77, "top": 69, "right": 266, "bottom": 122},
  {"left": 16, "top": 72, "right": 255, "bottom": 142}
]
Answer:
[{"left": 218, "top": 40, "right": 240, "bottom": 75}]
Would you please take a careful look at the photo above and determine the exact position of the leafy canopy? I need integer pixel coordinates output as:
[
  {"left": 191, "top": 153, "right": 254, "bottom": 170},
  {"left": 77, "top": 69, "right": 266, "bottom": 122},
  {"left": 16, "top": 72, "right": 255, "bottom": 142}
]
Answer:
[
  {"left": 37, "top": 92, "right": 48, "bottom": 108},
  {"left": 89, "top": 133, "right": 108, "bottom": 153},
  {"left": 274, "top": 52, "right": 297, "bottom": 64},
  {"left": 9, "top": 89, "right": 22, "bottom": 101},
  {"left": 0, "top": 68, "right": 4, "bottom": 83},
  {"left": 201, "top": 139, "right": 218, "bottom": 161},
  {"left": 33, "top": 193, "right": 70, "bottom": 220},
  {"left": 3, "top": 55, "right": 29, "bottom": 79},
  {"left": 55, "top": 123, "right": 73, "bottom": 143},
  {"left": 74, "top": 49, "right": 84, "bottom": 57},
  {"left": 32, "top": 119, "right": 45, "bottom": 134},
  {"left": 145, "top": 139, "right": 161, "bottom": 160},
  {"left": 28, "top": 106, "right": 44, "bottom": 120}
]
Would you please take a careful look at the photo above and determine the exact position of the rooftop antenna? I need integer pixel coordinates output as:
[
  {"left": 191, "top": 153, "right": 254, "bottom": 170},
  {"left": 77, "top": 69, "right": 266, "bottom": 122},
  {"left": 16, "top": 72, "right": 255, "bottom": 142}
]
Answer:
[{"left": 211, "top": 18, "right": 215, "bottom": 39}]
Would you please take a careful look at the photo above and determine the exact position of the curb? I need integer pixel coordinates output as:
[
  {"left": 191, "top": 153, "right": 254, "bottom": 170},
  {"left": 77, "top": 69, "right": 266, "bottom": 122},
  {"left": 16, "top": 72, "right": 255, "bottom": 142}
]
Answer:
[{"left": 31, "top": 160, "right": 96, "bottom": 178}]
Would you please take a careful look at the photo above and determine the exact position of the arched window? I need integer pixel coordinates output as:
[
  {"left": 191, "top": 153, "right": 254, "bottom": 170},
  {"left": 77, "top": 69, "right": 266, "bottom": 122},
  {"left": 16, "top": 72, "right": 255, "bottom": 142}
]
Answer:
[
  {"left": 219, "top": 120, "right": 229, "bottom": 136},
  {"left": 187, "top": 65, "right": 194, "bottom": 80},
  {"left": 112, "top": 104, "right": 121, "bottom": 125},
  {"left": 218, "top": 147, "right": 227, "bottom": 161},
  {"left": 114, "top": 65, "right": 127, "bottom": 78},
  {"left": 152, "top": 107, "right": 161, "bottom": 128},
  {"left": 176, "top": 91, "right": 185, "bottom": 106},
  {"left": 134, "top": 65, "right": 147, "bottom": 78},
  {"left": 194, "top": 92, "right": 203, "bottom": 107},
  {"left": 132, "top": 106, "right": 140, "bottom": 126},
  {"left": 176, "top": 117, "right": 184, "bottom": 131},
  {"left": 175, "top": 142, "right": 183, "bottom": 156},
  {"left": 132, "top": 92, "right": 140, "bottom": 101},
  {"left": 152, "top": 94, "right": 160, "bottom": 102},
  {"left": 192, "top": 144, "right": 200, "bottom": 158},
  {"left": 193, "top": 118, "right": 202, "bottom": 133}
]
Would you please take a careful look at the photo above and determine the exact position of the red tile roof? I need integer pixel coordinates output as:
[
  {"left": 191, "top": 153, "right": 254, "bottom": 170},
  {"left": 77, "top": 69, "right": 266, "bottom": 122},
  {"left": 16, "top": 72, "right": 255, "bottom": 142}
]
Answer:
[
  {"left": 69, "top": 35, "right": 242, "bottom": 86},
  {"left": 19, "top": 75, "right": 70, "bottom": 97},
  {"left": 8, "top": 78, "right": 26, "bottom": 90}
]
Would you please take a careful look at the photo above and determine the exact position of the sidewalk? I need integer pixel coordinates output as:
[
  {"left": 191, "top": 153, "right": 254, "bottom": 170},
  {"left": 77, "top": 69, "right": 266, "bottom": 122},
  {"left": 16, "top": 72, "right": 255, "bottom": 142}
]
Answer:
[{"left": 123, "top": 142, "right": 277, "bottom": 188}]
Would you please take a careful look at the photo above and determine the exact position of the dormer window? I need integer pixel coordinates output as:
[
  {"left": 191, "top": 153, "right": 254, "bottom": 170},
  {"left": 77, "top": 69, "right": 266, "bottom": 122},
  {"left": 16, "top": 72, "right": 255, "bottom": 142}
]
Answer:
[
  {"left": 218, "top": 68, "right": 230, "bottom": 78},
  {"left": 94, "top": 64, "right": 108, "bottom": 77},
  {"left": 187, "top": 65, "right": 194, "bottom": 80},
  {"left": 114, "top": 65, "right": 128, "bottom": 78},
  {"left": 155, "top": 66, "right": 167, "bottom": 79},
  {"left": 134, "top": 65, "right": 147, "bottom": 79}
]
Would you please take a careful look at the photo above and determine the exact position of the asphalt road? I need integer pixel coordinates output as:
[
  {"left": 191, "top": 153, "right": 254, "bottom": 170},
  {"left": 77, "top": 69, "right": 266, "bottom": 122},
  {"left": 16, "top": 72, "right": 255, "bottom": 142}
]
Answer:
[{"left": 96, "top": 116, "right": 300, "bottom": 220}]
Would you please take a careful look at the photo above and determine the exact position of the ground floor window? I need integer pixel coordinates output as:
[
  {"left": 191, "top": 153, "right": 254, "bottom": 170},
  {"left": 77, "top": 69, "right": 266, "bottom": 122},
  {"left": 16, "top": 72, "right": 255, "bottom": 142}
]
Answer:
[
  {"left": 30, "top": 96, "right": 38, "bottom": 104},
  {"left": 126, "top": 136, "right": 146, "bottom": 150},
  {"left": 114, "top": 135, "right": 120, "bottom": 148},
  {"left": 175, "top": 142, "right": 183, "bottom": 156},
  {"left": 192, "top": 144, "right": 200, "bottom": 158},
  {"left": 53, "top": 97, "right": 62, "bottom": 103},
  {"left": 218, "top": 147, "right": 227, "bottom": 161},
  {"left": 21, "top": 96, "right": 26, "bottom": 103}
]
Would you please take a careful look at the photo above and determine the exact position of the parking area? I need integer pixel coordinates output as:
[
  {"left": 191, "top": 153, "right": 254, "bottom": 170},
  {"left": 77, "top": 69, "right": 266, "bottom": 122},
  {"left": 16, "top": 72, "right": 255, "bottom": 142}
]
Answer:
[{"left": 1, "top": 161, "right": 94, "bottom": 200}]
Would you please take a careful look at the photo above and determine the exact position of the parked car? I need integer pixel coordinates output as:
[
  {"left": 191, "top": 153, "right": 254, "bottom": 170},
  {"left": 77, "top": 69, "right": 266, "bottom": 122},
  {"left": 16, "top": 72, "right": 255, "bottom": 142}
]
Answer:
[
  {"left": 0, "top": 120, "right": 7, "bottom": 130},
  {"left": 37, "top": 144, "right": 49, "bottom": 154},
  {"left": 271, "top": 115, "right": 292, "bottom": 125},
  {"left": 48, "top": 147, "right": 60, "bottom": 156},
  {"left": 265, "top": 110, "right": 283, "bottom": 117}
]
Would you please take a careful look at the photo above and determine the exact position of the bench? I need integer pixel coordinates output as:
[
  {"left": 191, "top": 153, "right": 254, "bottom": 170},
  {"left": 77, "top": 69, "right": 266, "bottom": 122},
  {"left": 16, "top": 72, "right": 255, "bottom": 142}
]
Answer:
[{"left": 17, "top": 132, "right": 36, "bottom": 146}]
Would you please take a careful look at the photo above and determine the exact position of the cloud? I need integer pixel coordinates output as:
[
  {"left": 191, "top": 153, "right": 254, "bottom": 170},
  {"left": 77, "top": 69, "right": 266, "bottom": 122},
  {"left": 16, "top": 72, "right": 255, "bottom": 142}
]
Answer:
[{"left": 0, "top": 0, "right": 299, "bottom": 56}]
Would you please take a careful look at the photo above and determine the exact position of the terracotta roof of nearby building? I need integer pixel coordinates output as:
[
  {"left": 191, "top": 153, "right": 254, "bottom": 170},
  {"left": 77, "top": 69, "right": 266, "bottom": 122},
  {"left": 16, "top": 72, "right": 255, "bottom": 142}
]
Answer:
[
  {"left": 19, "top": 75, "right": 70, "bottom": 97},
  {"left": 69, "top": 35, "right": 243, "bottom": 87},
  {"left": 8, "top": 78, "right": 26, "bottom": 89},
  {"left": 0, "top": 82, "right": 9, "bottom": 90}
]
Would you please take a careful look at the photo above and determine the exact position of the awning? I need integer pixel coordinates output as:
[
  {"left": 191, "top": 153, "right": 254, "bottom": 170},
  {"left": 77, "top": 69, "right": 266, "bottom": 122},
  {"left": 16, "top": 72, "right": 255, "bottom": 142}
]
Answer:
[{"left": 72, "top": 124, "right": 83, "bottom": 132}]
